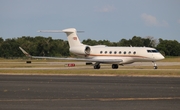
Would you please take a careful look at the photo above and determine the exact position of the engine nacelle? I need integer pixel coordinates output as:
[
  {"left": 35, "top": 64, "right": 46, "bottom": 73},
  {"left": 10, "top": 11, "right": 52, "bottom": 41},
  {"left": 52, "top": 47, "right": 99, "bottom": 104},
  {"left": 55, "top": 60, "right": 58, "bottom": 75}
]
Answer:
[
  {"left": 69, "top": 45, "right": 91, "bottom": 56},
  {"left": 84, "top": 46, "right": 90, "bottom": 55}
]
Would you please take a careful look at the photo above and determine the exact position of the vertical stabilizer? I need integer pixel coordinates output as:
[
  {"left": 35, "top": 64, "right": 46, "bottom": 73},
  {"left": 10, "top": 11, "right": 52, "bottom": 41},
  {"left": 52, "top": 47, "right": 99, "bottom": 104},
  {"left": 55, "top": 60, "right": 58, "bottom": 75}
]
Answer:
[{"left": 62, "top": 28, "right": 83, "bottom": 48}]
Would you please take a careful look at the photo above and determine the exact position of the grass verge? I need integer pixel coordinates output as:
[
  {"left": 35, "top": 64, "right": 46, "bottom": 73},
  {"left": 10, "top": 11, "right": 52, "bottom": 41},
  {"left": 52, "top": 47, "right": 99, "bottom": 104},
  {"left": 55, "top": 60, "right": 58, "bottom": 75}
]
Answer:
[
  {"left": 0, "top": 69, "right": 179, "bottom": 76},
  {"left": 0, "top": 58, "right": 179, "bottom": 76}
]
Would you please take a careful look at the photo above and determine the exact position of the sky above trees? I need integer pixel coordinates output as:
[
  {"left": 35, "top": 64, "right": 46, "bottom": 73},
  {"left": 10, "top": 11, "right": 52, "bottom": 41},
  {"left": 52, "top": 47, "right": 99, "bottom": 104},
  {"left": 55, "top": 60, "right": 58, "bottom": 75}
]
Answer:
[{"left": 0, "top": 0, "right": 180, "bottom": 42}]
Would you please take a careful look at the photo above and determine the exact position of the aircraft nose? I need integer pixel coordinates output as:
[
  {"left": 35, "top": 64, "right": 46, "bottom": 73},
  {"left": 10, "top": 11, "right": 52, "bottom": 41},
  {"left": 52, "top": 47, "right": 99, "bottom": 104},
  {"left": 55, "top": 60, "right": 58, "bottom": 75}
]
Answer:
[{"left": 159, "top": 54, "right": 165, "bottom": 60}]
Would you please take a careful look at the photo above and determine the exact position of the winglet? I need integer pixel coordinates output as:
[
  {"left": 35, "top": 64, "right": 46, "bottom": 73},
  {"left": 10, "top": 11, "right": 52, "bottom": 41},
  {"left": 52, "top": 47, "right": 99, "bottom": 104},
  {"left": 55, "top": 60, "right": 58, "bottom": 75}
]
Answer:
[{"left": 19, "top": 47, "right": 32, "bottom": 57}]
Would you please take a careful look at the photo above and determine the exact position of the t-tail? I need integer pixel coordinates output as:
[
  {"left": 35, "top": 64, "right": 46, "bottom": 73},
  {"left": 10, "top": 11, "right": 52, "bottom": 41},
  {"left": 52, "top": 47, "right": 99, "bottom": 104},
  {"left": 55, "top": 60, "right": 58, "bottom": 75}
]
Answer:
[
  {"left": 62, "top": 28, "right": 83, "bottom": 47},
  {"left": 38, "top": 28, "right": 84, "bottom": 48}
]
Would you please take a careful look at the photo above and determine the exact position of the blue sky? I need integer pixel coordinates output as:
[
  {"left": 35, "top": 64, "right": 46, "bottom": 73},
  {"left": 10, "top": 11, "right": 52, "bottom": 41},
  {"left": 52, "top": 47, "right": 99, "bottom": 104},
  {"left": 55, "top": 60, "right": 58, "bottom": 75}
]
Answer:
[{"left": 0, "top": 0, "right": 180, "bottom": 42}]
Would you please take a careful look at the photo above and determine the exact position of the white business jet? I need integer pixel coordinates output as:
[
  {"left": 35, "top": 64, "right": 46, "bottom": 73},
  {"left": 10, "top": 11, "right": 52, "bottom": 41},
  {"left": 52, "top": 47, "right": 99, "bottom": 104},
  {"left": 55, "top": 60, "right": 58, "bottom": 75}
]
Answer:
[{"left": 19, "top": 28, "right": 164, "bottom": 69}]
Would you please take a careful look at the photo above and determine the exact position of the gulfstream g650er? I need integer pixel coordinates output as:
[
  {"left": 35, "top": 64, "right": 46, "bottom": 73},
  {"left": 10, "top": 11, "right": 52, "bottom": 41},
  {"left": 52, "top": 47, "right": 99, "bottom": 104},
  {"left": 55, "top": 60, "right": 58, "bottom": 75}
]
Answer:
[{"left": 19, "top": 28, "right": 164, "bottom": 69}]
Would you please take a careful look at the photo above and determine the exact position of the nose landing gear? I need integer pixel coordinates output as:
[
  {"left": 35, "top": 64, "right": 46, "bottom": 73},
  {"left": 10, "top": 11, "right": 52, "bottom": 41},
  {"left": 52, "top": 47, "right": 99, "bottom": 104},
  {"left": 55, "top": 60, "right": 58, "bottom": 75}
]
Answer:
[{"left": 152, "top": 61, "right": 158, "bottom": 69}]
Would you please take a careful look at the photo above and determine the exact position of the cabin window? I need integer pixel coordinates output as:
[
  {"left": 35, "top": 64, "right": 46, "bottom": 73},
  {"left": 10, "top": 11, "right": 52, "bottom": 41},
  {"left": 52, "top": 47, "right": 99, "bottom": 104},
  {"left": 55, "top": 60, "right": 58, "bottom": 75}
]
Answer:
[
  {"left": 124, "top": 51, "right": 126, "bottom": 54},
  {"left": 105, "top": 51, "right": 107, "bottom": 54},
  {"left": 114, "top": 51, "right": 117, "bottom": 54},
  {"left": 100, "top": 51, "right": 103, "bottom": 54},
  {"left": 109, "top": 51, "right": 112, "bottom": 54},
  {"left": 133, "top": 51, "right": 136, "bottom": 54},
  {"left": 129, "top": 51, "right": 131, "bottom": 54},
  {"left": 119, "top": 51, "right": 121, "bottom": 54}
]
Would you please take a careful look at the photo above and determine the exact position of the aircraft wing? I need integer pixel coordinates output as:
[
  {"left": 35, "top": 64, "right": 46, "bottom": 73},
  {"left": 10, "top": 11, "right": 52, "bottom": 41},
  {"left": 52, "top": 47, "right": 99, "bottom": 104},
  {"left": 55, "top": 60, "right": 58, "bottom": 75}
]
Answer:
[
  {"left": 19, "top": 47, "right": 122, "bottom": 63},
  {"left": 19, "top": 47, "right": 82, "bottom": 60}
]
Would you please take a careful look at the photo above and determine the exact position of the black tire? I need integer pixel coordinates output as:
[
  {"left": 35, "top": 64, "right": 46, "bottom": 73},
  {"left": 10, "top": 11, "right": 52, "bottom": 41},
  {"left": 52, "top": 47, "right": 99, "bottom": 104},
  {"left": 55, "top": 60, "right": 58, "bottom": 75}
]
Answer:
[
  {"left": 26, "top": 61, "right": 31, "bottom": 63},
  {"left": 154, "top": 66, "right": 158, "bottom": 69},
  {"left": 94, "top": 65, "right": 100, "bottom": 69},
  {"left": 112, "top": 64, "right": 118, "bottom": 69}
]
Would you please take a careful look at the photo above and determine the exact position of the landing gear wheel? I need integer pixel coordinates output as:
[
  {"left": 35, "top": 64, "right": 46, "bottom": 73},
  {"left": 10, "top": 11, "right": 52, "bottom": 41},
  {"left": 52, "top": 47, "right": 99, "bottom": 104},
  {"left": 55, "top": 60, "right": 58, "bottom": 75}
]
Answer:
[
  {"left": 112, "top": 64, "right": 119, "bottom": 69},
  {"left": 154, "top": 66, "right": 158, "bottom": 69},
  {"left": 94, "top": 64, "right": 100, "bottom": 69}
]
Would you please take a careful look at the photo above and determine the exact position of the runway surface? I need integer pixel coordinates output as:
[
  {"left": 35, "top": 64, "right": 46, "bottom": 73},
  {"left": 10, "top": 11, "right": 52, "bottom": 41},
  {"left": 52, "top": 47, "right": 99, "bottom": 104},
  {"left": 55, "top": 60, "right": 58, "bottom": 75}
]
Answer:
[{"left": 0, "top": 75, "right": 180, "bottom": 110}]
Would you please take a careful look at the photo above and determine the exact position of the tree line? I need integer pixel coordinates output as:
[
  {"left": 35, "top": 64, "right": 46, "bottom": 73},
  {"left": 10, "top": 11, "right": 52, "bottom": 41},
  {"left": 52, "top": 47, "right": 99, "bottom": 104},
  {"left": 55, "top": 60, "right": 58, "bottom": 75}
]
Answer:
[{"left": 0, "top": 36, "right": 180, "bottom": 58}]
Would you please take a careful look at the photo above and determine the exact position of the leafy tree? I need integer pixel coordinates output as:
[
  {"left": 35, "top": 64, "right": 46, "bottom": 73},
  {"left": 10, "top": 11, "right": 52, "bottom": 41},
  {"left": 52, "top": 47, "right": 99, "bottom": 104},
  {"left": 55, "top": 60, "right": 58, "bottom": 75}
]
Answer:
[
  {"left": 145, "top": 36, "right": 158, "bottom": 47},
  {"left": 157, "top": 39, "right": 180, "bottom": 56},
  {"left": 131, "top": 36, "right": 144, "bottom": 46},
  {"left": 0, "top": 38, "right": 20, "bottom": 58},
  {"left": 117, "top": 39, "right": 131, "bottom": 46},
  {"left": 82, "top": 39, "right": 98, "bottom": 45},
  {"left": 0, "top": 36, "right": 179, "bottom": 58}
]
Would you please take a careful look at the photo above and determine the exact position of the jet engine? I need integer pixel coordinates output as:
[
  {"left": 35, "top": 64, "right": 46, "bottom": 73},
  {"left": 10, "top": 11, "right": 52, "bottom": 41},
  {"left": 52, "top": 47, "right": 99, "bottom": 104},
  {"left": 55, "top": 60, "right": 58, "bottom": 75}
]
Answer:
[
  {"left": 84, "top": 46, "right": 90, "bottom": 55},
  {"left": 69, "top": 46, "right": 91, "bottom": 56}
]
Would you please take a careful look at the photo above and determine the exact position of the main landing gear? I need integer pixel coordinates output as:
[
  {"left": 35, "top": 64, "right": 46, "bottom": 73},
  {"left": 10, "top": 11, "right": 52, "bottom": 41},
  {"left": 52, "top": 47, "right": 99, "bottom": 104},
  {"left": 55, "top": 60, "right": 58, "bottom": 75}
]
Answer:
[
  {"left": 152, "top": 61, "right": 158, "bottom": 69},
  {"left": 112, "top": 64, "right": 119, "bottom": 69},
  {"left": 94, "top": 63, "right": 100, "bottom": 69},
  {"left": 94, "top": 63, "right": 119, "bottom": 69}
]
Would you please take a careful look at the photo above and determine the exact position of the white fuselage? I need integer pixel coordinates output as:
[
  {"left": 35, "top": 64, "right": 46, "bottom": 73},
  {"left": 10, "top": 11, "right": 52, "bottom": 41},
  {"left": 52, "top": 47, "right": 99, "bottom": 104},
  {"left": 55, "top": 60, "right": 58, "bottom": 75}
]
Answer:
[{"left": 70, "top": 45, "right": 164, "bottom": 64}]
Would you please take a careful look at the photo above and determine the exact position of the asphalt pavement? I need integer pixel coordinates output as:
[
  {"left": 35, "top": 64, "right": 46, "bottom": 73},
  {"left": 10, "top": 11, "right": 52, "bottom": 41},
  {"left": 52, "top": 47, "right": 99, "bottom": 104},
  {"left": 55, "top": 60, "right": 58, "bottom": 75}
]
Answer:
[{"left": 0, "top": 75, "right": 180, "bottom": 110}]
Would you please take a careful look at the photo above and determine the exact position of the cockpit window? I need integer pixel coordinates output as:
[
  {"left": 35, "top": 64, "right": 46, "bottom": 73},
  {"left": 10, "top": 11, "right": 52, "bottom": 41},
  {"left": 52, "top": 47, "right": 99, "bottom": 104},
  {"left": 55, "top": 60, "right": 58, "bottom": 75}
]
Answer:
[
  {"left": 147, "top": 50, "right": 151, "bottom": 53},
  {"left": 152, "top": 50, "right": 159, "bottom": 52},
  {"left": 147, "top": 50, "right": 159, "bottom": 53}
]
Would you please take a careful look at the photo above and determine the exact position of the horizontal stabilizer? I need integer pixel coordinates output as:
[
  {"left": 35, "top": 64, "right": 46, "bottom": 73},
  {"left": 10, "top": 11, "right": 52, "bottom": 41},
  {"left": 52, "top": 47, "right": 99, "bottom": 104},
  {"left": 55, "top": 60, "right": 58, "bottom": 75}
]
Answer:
[
  {"left": 38, "top": 30, "right": 84, "bottom": 33},
  {"left": 37, "top": 30, "right": 63, "bottom": 33}
]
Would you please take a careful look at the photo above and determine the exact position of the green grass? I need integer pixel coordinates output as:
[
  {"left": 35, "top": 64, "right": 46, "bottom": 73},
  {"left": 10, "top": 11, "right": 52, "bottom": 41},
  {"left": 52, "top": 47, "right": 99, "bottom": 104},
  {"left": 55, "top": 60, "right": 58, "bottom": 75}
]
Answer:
[
  {"left": 161, "top": 56, "right": 180, "bottom": 62},
  {"left": 0, "top": 57, "right": 179, "bottom": 76},
  {"left": 0, "top": 69, "right": 179, "bottom": 76}
]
